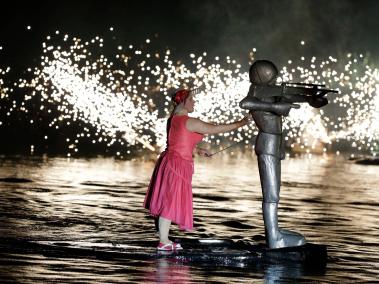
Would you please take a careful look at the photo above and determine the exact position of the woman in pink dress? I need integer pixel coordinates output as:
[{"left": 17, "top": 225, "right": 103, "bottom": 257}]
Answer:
[{"left": 144, "top": 89, "right": 251, "bottom": 250}]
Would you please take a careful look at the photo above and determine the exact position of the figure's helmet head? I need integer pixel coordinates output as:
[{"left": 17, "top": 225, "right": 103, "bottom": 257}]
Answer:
[{"left": 249, "top": 60, "right": 278, "bottom": 85}]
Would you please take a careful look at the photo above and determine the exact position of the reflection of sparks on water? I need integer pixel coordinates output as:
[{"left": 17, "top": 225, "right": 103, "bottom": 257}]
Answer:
[{"left": 0, "top": 34, "right": 378, "bottom": 156}]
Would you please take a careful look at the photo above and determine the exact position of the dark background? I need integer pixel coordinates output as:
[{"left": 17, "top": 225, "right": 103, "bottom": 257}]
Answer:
[
  {"left": 0, "top": 0, "right": 378, "bottom": 156},
  {"left": 1, "top": 0, "right": 379, "bottom": 69}
]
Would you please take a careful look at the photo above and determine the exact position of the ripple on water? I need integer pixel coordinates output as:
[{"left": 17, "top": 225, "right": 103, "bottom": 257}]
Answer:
[{"left": 0, "top": 156, "right": 379, "bottom": 282}]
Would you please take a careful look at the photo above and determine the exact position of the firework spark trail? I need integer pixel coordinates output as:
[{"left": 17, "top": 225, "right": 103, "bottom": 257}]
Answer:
[
  {"left": 0, "top": 67, "right": 11, "bottom": 99},
  {"left": 0, "top": 34, "right": 378, "bottom": 155},
  {"left": 0, "top": 67, "right": 11, "bottom": 128},
  {"left": 19, "top": 38, "right": 159, "bottom": 152},
  {"left": 278, "top": 55, "right": 379, "bottom": 153},
  {"left": 41, "top": 56, "right": 156, "bottom": 146},
  {"left": 326, "top": 60, "right": 379, "bottom": 153}
]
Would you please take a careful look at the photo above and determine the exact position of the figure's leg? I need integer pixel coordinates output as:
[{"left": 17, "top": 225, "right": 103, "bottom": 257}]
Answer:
[
  {"left": 258, "top": 154, "right": 306, "bottom": 249},
  {"left": 158, "top": 216, "right": 172, "bottom": 244},
  {"left": 258, "top": 154, "right": 280, "bottom": 243}
]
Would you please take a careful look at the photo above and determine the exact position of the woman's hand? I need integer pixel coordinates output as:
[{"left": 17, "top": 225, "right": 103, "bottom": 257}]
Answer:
[
  {"left": 197, "top": 147, "right": 211, "bottom": 158},
  {"left": 241, "top": 112, "right": 253, "bottom": 126}
]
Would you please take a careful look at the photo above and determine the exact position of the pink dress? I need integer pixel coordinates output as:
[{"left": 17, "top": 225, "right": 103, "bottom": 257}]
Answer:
[{"left": 143, "top": 114, "right": 204, "bottom": 230}]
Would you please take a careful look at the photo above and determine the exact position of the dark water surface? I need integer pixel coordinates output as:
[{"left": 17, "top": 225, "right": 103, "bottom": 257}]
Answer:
[{"left": 0, "top": 153, "right": 378, "bottom": 283}]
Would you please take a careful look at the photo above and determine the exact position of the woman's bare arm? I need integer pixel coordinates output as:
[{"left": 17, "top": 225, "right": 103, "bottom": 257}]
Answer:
[{"left": 186, "top": 116, "right": 249, "bottom": 135}]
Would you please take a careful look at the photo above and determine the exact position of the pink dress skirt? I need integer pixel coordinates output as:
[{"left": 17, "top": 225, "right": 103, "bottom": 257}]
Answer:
[{"left": 144, "top": 151, "right": 194, "bottom": 230}]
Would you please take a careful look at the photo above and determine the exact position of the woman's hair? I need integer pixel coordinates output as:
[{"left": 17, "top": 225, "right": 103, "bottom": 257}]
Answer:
[{"left": 169, "top": 89, "right": 190, "bottom": 116}]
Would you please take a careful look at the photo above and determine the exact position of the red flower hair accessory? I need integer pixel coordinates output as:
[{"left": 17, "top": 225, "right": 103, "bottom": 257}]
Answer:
[{"left": 173, "top": 89, "right": 190, "bottom": 105}]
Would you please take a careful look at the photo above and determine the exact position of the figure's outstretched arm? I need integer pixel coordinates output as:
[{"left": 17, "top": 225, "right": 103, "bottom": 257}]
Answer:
[{"left": 239, "top": 96, "right": 300, "bottom": 116}]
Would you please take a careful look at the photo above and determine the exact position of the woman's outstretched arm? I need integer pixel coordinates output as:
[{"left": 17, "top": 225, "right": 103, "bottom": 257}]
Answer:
[{"left": 186, "top": 115, "right": 251, "bottom": 135}]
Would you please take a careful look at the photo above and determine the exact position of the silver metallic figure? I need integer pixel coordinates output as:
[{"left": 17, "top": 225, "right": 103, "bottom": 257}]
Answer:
[{"left": 240, "top": 60, "right": 334, "bottom": 249}]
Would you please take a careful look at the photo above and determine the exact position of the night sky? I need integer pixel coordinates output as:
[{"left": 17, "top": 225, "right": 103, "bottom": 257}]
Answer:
[{"left": 1, "top": 0, "right": 379, "bottom": 70}]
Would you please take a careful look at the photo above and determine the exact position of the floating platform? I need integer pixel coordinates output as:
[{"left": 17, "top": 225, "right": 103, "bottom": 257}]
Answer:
[
  {"left": 0, "top": 237, "right": 327, "bottom": 268},
  {"left": 355, "top": 157, "right": 379, "bottom": 165}
]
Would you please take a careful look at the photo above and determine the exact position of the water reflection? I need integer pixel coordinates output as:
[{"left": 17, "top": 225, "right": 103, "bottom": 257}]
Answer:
[
  {"left": 143, "top": 255, "right": 327, "bottom": 283},
  {"left": 0, "top": 154, "right": 378, "bottom": 282},
  {"left": 145, "top": 258, "right": 192, "bottom": 283},
  {"left": 263, "top": 262, "right": 323, "bottom": 283}
]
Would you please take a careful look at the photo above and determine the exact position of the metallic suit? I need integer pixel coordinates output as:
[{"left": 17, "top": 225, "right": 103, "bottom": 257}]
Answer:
[{"left": 239, "top": 60, "right": 328, "bottom": 249}]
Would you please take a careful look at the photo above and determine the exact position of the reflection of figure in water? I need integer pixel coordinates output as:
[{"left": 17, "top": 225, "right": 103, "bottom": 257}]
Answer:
[
  {"left": 144, "top": 89, "right": 252, "bottom": 250},
  {"left": 240, "top": 60, "right": 329, "bottom": 249}
]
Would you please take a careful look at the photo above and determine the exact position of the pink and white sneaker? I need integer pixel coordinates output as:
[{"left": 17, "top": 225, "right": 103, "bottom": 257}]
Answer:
[{"left": 157, "top": 242, "right": 183, "bottom": 251}]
